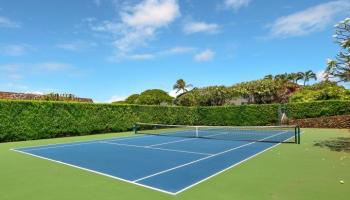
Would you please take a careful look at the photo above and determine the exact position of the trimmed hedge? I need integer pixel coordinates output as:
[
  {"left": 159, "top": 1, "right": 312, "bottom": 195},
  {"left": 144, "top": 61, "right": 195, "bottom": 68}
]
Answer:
[
  {"left": 286, "top": 100, "right": 350, "bottom": 119},
  {"left": 196, "top": 104, "right": 280, "bottom": 126},
  {"left": 0, "top": 100, "right": 349, "bottom": 142},
  {"left": 0, "top": 100, "right": 198, "bottom": 142}
]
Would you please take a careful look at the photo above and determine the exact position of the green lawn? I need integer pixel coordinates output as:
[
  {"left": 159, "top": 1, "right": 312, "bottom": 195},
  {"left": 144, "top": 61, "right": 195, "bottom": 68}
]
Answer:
[{"left": 1, "top": 129, "right": 349, "bottom": 200}]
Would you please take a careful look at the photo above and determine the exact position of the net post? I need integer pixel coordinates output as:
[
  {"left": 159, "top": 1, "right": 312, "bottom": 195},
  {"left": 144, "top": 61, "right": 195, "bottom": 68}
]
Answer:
[
  {"left": 297, "top": 126, "right": 301, "bottom": 144},
  {"left": 133, "top": 123, "right": 138, "bottom": 134},
  {"left": 195, "top": 127, "right": 199, "bottom": 138},
  {"left": 294, "top": 126, "right": 297, "bottom": 144}
]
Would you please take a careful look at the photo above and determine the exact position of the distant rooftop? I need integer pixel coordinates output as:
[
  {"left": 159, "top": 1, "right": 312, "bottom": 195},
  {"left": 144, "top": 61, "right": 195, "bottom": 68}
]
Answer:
[{"left": 0, "top": 91, "right": 93, "bottom": 103}]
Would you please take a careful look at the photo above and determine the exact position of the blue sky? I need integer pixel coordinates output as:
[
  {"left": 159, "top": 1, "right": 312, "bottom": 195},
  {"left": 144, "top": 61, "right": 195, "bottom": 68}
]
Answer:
[{"left": 0, "top": 0, "right": 349, "bottom": 102}]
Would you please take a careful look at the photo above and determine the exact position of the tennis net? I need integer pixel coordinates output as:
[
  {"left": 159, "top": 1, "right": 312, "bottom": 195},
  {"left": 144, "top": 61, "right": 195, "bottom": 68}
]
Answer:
[{"left": 134, "top": 123, "right": 300, "bottom": 144}]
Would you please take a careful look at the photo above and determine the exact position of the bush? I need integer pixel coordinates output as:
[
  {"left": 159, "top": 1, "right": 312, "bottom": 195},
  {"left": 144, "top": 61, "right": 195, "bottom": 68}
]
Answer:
[
  {"left": 125, "top": 94, "right": 140, "bottom": 104},
  {"left": 286, "top": 100, "right": 350, "bottom": 119},
  {"left": 137, "top": 89, "right": 174, "bottom": 105},
  {"left": 0, "top": 100, "right": 349, "bottom": 142},
  {"left": 174, "top": 79, "right": 300, "bottom": 106},
  {"left": 290, "top": 81, "right": 350, "bottom": 102},
  {"left": 118, "top": 90, "right": 174, "bottom": 105},
  {"left": 196, "top": 104, "right": 280, "bottom": 126},
  {"left": 0, "top": 100, "right": 195, "bottom": 142},
  {"left": 175, "top": 86, "right": 239, "bottom": 106}
]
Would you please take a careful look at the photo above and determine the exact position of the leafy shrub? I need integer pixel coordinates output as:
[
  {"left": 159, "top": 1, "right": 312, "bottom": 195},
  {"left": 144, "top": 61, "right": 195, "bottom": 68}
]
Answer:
[
  {"left": 0, "top": 100, "right": 349, "bottom": 142},
  {"left": 137, "top": 89, "right": 174, "bottom": 105},
  {"left": 286, "top": 100, "right": 350, "bottom": 119},
  {"left": 174, "top": 92, "right": 198, "bottom": 106},
  {"left": 0, "top": 100, "right": 194, "bottom": 142},
  {"left": 196, "top": 104, "right": 280, "bottom": 126},
  {"left": 290, "top": 81, "right": 350, "bottom": 102},
  {"left": 116, "top": 90, "right": 174, "bottom": 105},
  {"left": 125, "top": 94, "right": 140, "bottom": 104},
  {"left": 175, "top": 86, "right": 240, "bottom": 106},
  {"left": 175, "top": 79, "right": 300, "bottom": 106}
]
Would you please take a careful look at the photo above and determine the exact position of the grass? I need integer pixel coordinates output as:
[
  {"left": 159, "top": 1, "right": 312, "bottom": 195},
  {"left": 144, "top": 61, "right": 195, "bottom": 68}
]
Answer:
[{"left": 1, "top": 128, "right": 349, "bottom": 200}]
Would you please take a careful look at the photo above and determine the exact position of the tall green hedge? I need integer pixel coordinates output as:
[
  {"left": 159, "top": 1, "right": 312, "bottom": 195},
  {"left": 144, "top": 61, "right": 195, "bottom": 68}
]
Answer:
[
  {"left": 0, "top": 100, "right": 198, "bottom": 142},
  {"left": 0, "top": 100, "right": 349, "bottom": 142},
  {"left": 286, "top": 100, "right": 350, "bottom": 119},
  {"left": 196, "top": 104, "right": 280, "bottom": 126}
]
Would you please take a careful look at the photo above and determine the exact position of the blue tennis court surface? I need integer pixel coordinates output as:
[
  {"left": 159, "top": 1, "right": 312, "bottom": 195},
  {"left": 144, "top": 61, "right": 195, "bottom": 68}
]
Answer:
[{"left": 13, "top": 130, "right": 294, "bottom": 195}]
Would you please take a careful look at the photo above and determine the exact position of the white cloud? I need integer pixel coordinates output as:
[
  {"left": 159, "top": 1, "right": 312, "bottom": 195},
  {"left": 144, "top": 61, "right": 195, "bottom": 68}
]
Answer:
[
  {"left": 24, "top": 91, "right": 44, "bottom": 95},
  {"left": 107, "top": 95, "right": 127, "bottom": 103},
  {"left": 1, "top": 62, "right": 73, "bottom": 74},
  {"left": 56, "top": 41, "right": 97, "bottom": 51},
  {"left": 128, "top": 53, "right": 154, "bottom": 60},
  {"left": 168, "top": 89, "right": 189, "bottom": 97},
  {"left": 0, "top": 16, "right": 20, "bottom": 28},
  {"left": 121, "top": 0, "right": 180, "bottom": 28},
  {"left": 162, "top": 46, "right": 195, "bottom": 54},
  {"left": 269, "top": 0, "right": 350, "bottom": 38},
  {"left": 0, "top": 82, "right": 28, "bottom": 90},
  {"left": 90, "top": 20, "right": 122, "bottom": 33},
  {"left": 0, "top": 44, "right": 31, "bottom": 56},
  {"left": 194, "top": 49, "right": 215, "bottom": 62},
  {"left": 37, "top": 62, "right": 71, "bottom": 71},
  {"left": 91, "top": 0, "right": 180, "bottom": 59},
  {"left": 0, "top": 64, "right": 23, "bottom": 81},
  {"left": 0, "top": 62, "right": 78, "bottom": 94},
  {"left": 183, "top": 21, "right": 219, "bottom": 34},
  {"left": 316, "top": 70, "right": 327, "bottom": 81},
  {"left": 169, "top": 89, "right": 179, "bottom": 97},
  {"left": 111, "top": 46, "right": 194, "bottom": 61},
  {"left": 223, "top": 0, "right": 251, "bottom": 10}
]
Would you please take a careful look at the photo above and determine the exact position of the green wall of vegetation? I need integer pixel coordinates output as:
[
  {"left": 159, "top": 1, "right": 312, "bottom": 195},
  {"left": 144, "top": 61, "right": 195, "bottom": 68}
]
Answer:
[{"left": 1, "top": 100, "right": 349, "bottom": 142}]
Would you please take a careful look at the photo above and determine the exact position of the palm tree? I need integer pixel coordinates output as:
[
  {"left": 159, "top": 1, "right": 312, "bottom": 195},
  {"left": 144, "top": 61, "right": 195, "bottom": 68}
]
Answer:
[
  {"left": 296, "top": 72, "right": 304, "bottom": 84},
  {"left": 286, "top": 73, "right": 303, "bottom": 84},
  {"left": 339, "top": 70, "right": 350, "bottom": 82},
  {"left": 301, "top": 70, "right": 317, "bottom": 86},
  {"left": 324, "top": 18, "right": 350, "bottom": 83},
  {"left": 274, "top": 73, "right": 289, "bottom": 83},
  {"left": 325, "top": 59, "right": 350, "bottom": 82},
  {"left": 263, "top": 74, "right": 273, "bottom": 80},
  {"left": 173, "top": 79, "right": 193, "bottom": 93}
]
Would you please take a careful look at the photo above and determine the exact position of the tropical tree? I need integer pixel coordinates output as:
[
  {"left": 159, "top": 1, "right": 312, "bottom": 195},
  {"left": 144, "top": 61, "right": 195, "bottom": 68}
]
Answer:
[
  {"left": 300, "top": 70, "right": 317, "bottom": 86},
  {"left": 137, "top": 89, "right": 174, "bottom": 105},
  {"left": 173, "top": 79, "right": 193, "bottom": 94},
  {"left": 325, "top": 18, "right": 350, "bottom": 82},
  {"left": 274, "top": 73, "right": 288, "bottom": 82},
  {"left": 324, "top": 59, "right": 338, "bottom": 81},
  {"left": 287, "top": 73, "right": 303, "bottom": 84},
  {"left": 290, "top": 81, "right": 350, "bottom": 102},
  {"left": 174, "top": 86, "right": 238, "bottom": 106},
  {"left": 125, "top": 94, "right": 140, "bottom": 104},
  {"left": 119, "top": 90, "right": 173, "bottom": 105},
  {"left": 264, "top": 74, "right": 273, "bottom": 80}
]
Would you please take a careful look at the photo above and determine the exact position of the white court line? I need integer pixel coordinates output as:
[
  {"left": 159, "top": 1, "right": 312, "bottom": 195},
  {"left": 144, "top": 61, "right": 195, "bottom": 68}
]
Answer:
[
  {"left": 10, "top": 148, "right": 177, "bottom": 195},
  {"left": 148, "top": 138, "right": 196, "bottom": 147},
  {"left": 134, "top": 131, "right": 288, "bottom": 182},
  {"left": 12, "top": 128, "right": 251, "bottom": 152},
  {"left": 100, "top": 141, "right": 212, "bottom": 156},
  {"left": 173, "top": 131, "right": 302, "bottom": 195},
  {"left": 14, "top": 134, "right": 154, "bottom": 151},
  {"left": 10, "top": 130, "right": 300, "bottom": 195}
]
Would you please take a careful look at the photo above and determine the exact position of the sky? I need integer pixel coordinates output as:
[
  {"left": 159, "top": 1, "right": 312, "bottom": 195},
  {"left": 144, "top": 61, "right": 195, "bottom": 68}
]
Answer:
[{"left": 0, "top": 0, "right": 349, "bottom": 102}]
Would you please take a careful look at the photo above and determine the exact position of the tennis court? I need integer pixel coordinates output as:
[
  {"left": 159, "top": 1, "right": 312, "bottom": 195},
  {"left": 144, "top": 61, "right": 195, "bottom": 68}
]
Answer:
[{"left": 12, "top": 123, "right": 300, "bottom": 195}]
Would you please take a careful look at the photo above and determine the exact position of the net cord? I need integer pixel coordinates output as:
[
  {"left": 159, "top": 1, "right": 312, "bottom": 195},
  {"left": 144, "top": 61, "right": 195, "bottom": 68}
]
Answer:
[{"left": 135, "top": 122, "right": 297, "bottom": 129}]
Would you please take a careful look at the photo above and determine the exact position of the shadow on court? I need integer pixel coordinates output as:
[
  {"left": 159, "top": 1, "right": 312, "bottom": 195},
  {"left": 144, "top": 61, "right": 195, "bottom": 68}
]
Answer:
[{"left": 314, "top": 137, "right": 350, "bottom": 152}]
